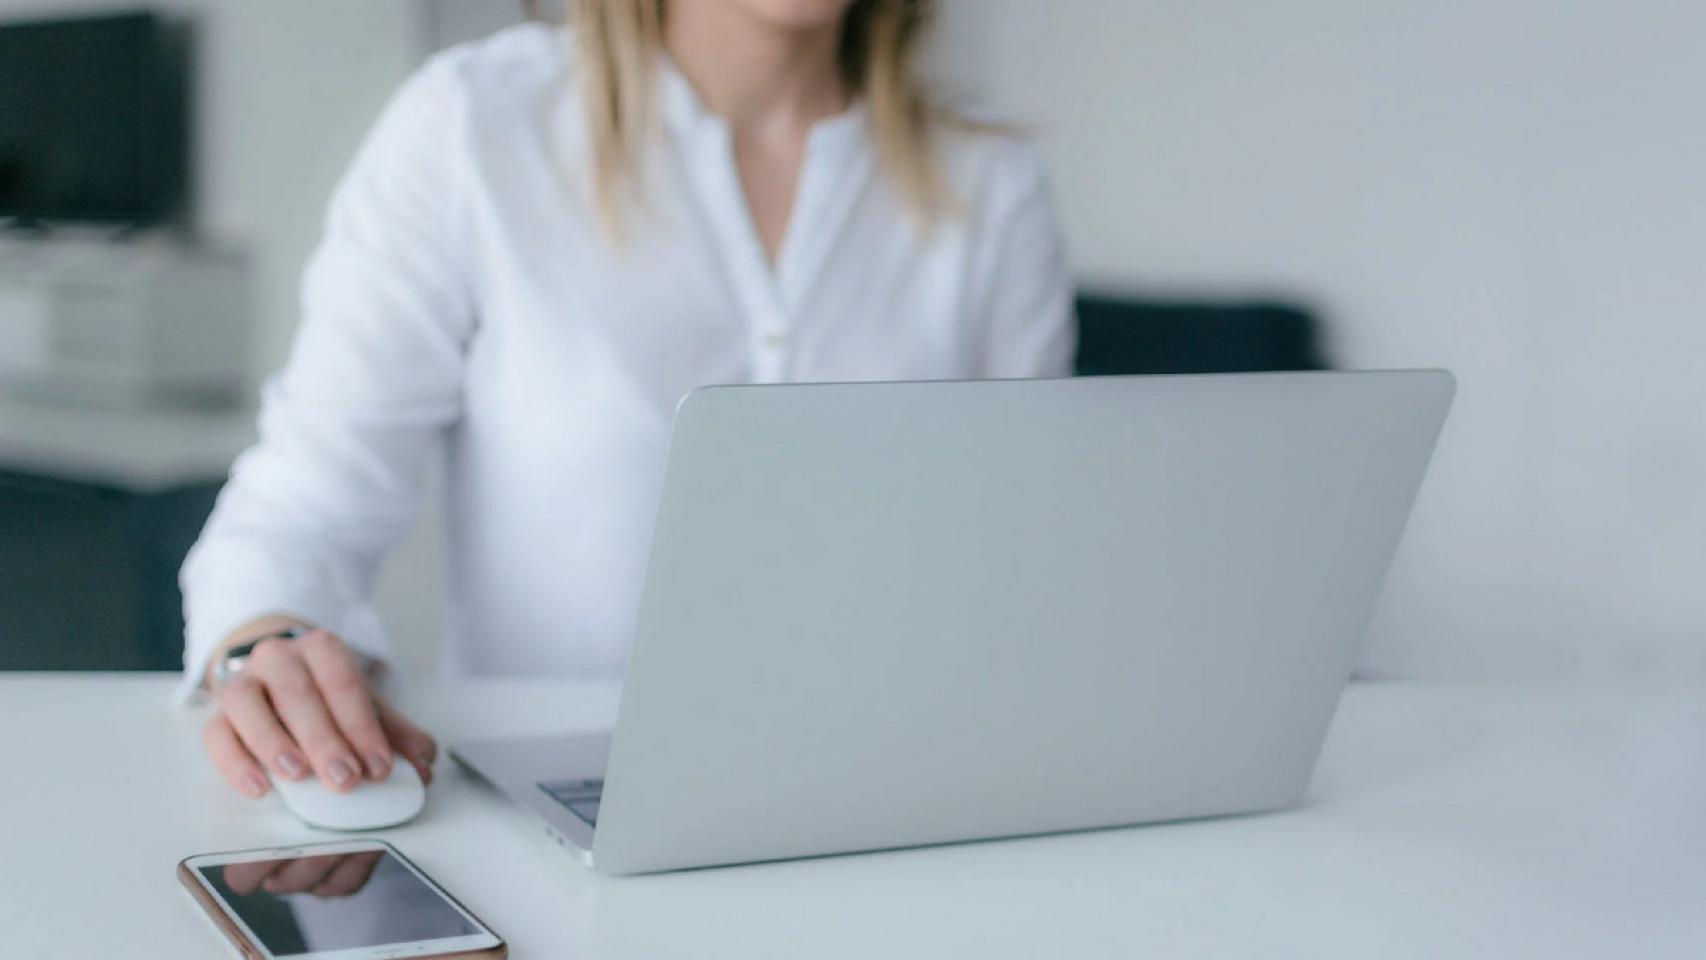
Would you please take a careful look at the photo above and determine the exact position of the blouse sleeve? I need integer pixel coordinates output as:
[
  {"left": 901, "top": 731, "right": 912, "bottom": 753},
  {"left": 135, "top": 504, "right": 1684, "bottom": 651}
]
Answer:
[
  {"left": 175, "top": 55, "right": 477, "bottom": 701},
  {"left": 972, "top": 141, "right": 1078, "bottom": 379}
]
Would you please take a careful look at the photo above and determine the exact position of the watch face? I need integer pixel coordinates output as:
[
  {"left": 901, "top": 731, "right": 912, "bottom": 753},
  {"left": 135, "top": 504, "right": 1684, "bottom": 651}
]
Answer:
[{"left": 214, "top": 653, "right": 247, "bottom": 688}]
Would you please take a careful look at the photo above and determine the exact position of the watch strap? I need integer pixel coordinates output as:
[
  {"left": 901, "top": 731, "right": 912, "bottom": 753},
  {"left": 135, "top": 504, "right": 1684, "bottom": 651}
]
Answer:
[{"left": 213, "top": 626, "right": 304, "bottom": 689}]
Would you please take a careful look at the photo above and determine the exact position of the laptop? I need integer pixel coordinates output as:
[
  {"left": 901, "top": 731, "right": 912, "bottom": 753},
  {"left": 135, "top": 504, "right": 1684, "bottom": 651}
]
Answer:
[{"left": 451, "top": 370, "right": 1455, "bottom": 875}]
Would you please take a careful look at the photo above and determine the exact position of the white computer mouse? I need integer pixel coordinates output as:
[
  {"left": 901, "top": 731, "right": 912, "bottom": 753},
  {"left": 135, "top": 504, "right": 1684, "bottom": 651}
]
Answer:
[{"left": 271, "top": 755, "right": 425, "bottom": 831}]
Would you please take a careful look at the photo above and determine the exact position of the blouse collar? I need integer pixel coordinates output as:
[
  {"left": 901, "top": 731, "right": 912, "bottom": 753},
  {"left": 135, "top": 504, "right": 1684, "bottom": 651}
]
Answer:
[{"left": 656, "top": 54, "right": 867, "bottom": 148}]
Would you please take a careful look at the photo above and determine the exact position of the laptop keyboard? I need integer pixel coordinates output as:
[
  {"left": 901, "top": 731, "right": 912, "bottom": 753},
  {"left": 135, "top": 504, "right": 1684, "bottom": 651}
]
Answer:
[{"left": 538, "top": 778, "right": 604, "bottom": 827}]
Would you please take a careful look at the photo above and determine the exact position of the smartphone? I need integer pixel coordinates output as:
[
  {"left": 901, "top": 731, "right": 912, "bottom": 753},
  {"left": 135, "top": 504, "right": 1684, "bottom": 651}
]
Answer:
[{"left": 179, "top": 839, "right": 506, "bottom": 959}]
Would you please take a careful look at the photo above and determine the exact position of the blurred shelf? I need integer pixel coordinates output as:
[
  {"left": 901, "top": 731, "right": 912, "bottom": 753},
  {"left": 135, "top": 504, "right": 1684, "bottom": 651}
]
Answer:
[{"left": 0, "top": 395, "right": 254, "bottom": 492}]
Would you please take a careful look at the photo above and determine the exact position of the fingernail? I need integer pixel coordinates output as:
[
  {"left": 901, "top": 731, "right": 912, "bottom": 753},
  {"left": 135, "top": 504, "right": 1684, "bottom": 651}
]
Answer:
[
  {"left": 241, "top": 772, "right": 268, "bottom": 798},
  {"left": 328, "top": 758, "right": 355, "bottom": 786},
  {"left": 367, "top": 753, "right": 391, "bottom": 779},
  {"left": 278, "top": 753, "right": 307, "bottom": 779}
]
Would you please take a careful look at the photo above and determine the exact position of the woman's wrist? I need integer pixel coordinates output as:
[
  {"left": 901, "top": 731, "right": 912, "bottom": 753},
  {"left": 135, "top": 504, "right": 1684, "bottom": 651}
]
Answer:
[{"left": 202, "top": 614, "right": 317, "bottom": 692}]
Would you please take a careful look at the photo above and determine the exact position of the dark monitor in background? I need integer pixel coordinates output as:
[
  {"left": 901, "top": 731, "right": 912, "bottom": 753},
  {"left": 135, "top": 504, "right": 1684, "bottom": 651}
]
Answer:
[{"left": 0, "top": 10, "right": 191, "bottom": 228}]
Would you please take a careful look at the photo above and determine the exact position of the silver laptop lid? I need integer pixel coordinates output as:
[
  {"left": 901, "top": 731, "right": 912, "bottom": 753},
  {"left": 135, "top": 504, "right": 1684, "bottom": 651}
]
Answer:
[{"left": 594, "top": 371, "right": 1454, "bottom": 874}]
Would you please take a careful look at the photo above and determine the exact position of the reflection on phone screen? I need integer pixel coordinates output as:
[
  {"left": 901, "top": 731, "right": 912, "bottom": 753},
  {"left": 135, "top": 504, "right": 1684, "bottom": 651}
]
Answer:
[{"left": 199, "top": 849, "right": 477, "bottom": 956}]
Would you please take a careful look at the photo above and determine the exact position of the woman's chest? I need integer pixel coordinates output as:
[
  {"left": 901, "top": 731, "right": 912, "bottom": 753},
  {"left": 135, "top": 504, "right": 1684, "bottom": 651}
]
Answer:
[{"left": 459, "top": 133, "right": 986, "bottom": 410}]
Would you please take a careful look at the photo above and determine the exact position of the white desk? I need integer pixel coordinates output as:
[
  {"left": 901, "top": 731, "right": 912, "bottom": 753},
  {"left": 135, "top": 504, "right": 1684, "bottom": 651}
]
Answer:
[{"left": 2, "top": 675, "right": 1701, "bottom": 958}]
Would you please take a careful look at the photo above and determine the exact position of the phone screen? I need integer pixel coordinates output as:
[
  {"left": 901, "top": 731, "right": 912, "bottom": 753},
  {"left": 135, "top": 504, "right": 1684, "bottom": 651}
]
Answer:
[{"left": 195, "top": 847, "right": 480, "bottom": 957}]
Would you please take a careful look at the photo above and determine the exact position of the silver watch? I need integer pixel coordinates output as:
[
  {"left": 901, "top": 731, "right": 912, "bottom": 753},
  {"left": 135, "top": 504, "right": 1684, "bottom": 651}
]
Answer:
[{"left": 213, "top": 626, "right": 304, "bottom": 689}]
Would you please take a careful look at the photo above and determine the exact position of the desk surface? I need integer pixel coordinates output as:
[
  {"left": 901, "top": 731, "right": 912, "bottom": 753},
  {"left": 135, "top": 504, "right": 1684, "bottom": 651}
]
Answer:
[{"left": 2, "top": 674, "right": 1701, "bottom": 959}]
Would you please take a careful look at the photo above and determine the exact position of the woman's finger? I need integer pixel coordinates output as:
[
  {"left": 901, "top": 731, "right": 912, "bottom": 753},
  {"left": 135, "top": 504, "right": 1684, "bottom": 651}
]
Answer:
[
  {"left": 251, "top": 640, "right": 362, "bottom": 792},
  {"left": 298, "top": 630, "right": 392, "bottom": 781},
  {"left": 201, "top": 713, "right": 269, "bottom": 798},
  {"left": 218, "top": 672, "right": 309, "bottom": 781},
  {"left": 377, "top": 698, "right": 438, "bottom": 786}
]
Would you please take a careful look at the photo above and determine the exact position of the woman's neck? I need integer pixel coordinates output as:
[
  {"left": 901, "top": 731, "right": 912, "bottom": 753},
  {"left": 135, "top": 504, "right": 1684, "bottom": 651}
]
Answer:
[{"left": 662, "top": 1, "right": 848, "bottom": 134}]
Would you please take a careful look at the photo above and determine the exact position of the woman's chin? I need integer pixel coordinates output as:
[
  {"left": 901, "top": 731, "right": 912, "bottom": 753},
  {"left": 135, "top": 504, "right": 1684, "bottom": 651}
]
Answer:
[{"left": 723, "top": 0, "right": 855, "bottom": 32}]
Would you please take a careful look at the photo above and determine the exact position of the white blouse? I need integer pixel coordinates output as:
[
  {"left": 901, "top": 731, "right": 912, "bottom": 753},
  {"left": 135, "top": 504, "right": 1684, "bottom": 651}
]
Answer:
[{"left": 177, "top": 24, "right": 1075, "bottom": 697}]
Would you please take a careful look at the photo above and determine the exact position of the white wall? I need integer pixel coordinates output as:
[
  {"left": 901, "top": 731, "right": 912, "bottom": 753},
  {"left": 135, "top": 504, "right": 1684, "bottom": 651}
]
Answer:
[
  {"left": 935, "top": 0, "right": 1706, "bottom": 678},
  {"left": 193, "top": 2, "right": 417, "bottom": 372},
  {"left": 416, "top": 0, "right": 529, "bottom": 52}
]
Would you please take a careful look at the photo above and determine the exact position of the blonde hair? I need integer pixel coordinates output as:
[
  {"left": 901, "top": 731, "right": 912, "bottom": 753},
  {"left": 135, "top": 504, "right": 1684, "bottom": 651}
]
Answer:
[{"left": 537, "top": 0, "right": 954, "bottom": 235}]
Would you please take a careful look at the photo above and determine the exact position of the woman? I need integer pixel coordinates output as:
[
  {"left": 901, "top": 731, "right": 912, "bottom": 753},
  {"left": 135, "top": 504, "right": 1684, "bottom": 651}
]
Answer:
[{"left": 184, "top": 0, "right": 1074, "bottom": 800}]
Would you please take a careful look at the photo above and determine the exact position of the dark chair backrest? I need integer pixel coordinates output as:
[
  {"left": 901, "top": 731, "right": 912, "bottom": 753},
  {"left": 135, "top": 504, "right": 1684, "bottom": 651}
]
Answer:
[{"left": 1074, "top": 291, "right": 1328, "bottom": 376}]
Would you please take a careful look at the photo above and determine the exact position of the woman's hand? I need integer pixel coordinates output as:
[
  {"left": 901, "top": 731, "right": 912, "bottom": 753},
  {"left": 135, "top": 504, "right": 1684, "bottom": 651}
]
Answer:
[{"left": 201, "top": 627, "right": 436, "bottom": 798}]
